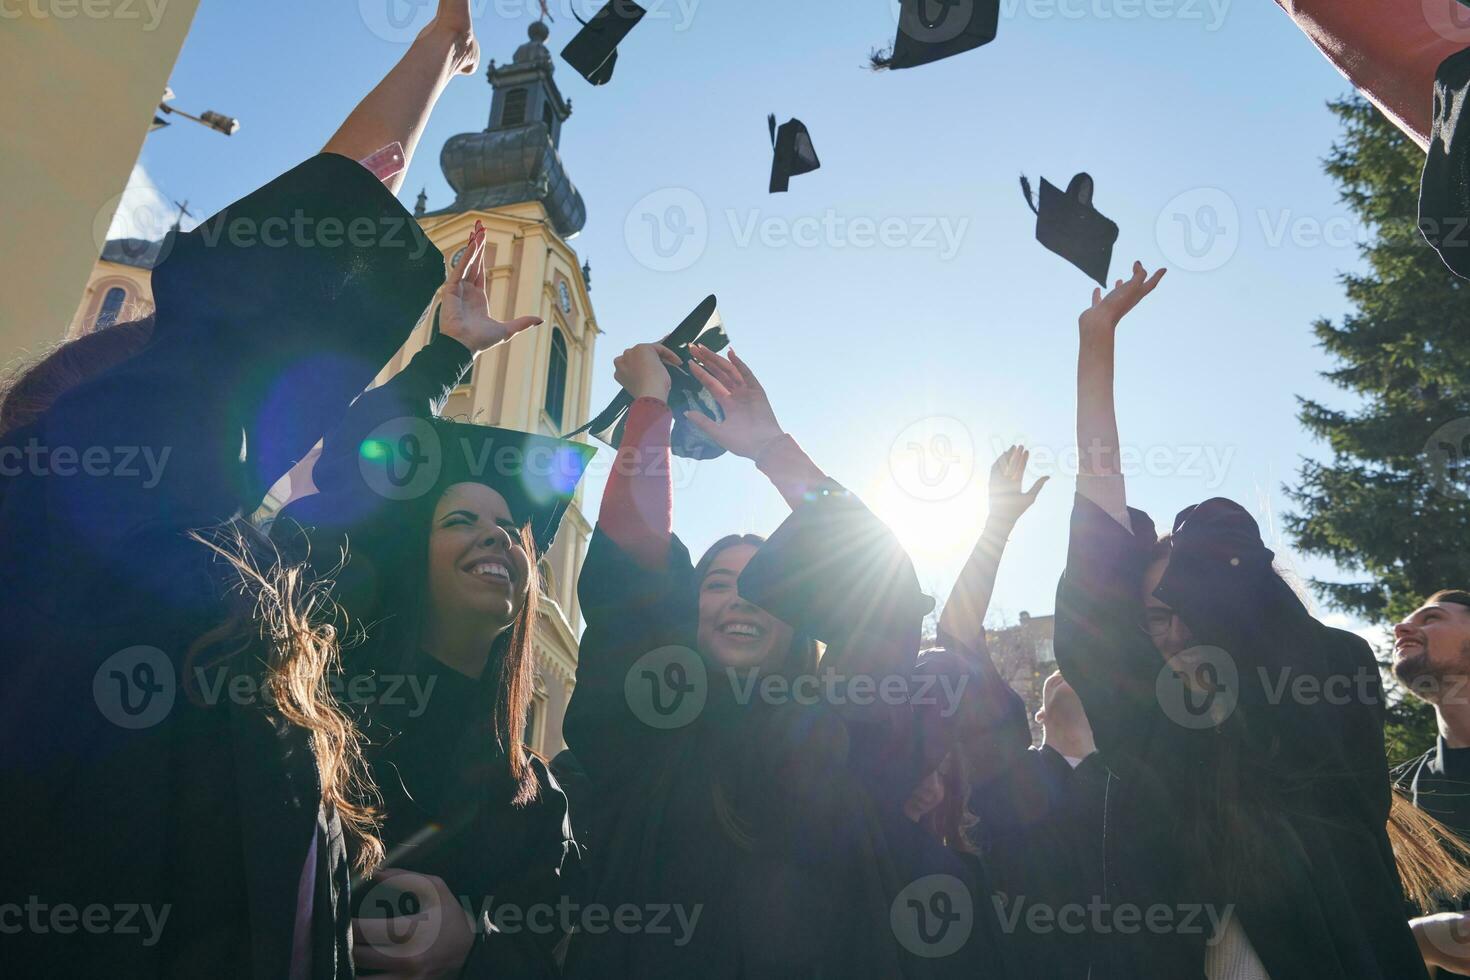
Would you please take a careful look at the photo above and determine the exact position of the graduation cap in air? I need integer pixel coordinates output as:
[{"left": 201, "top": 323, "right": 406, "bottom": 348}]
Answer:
[
  {"left": 872, "top": 0, "right": 1000, "bottom": 71},
  {"left": 568, "top": 295, "right": 732, "bottom": 459},
  {"left": 1020, "top": 173, "right": 1119, "bottom": 286},
  {"left": 561, "top": 0, "right": 647, "bottom": 86},
  {"left": 1421, "top": 48, "right": 1470, "bottom": 280},
  {"left": 769, "top": 115, "right": 821, "bottom": 194}
]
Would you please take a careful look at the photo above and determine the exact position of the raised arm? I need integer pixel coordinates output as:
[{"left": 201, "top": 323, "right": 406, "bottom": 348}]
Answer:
[
  {"left": 1075, "top": 261, "right": 1165, "bottom": 526},
  {"left": 684, "top": 345, "right": 829, "bottom": 509},
  {"left": 938, "top": 445, "right": 1048, "bottom": 656},
  {"left": 322, "top": 0, "right": 481, "bottom": 193}
]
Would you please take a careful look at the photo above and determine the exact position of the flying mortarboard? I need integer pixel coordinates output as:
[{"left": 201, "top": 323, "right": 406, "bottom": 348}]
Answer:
[
  {"left": 872, "top": 0, "right": 1000, "bottom": 71},
  {"left": 769, "top": 115, "right": 821, "bottom": 194},
  {"left": 561, "top": 0, "right": 647, "bottom": 86},
  {"left": 567, "top": 295, "right": 731, "bottom": 460},
  {"left": 1020, "top": 173, "right": 1119, "bottom": 286},
  {"left": 1421, "top": 48, "right": 1470, "bottom": 280}
]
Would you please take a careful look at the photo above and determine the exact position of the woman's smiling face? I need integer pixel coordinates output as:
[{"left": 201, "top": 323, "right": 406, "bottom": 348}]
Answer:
[
  {"left": 426, "top": 482, "right": 532, "bottom": 631},
  {"left": 695, "top": 542, "right": 794, "bottom": 670}
]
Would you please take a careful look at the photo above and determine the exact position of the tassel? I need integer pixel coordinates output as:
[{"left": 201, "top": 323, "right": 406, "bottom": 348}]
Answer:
[
  {"left": 768, "top": 113, "right": 778, "bottom": 147},
  {"left": 1019, "top": 175, "right": 1039, "bottom": 216}
]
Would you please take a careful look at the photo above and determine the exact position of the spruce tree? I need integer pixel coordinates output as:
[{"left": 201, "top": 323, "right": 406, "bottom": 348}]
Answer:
[{"left": 1286, "top": 97, "right": 1470, "bottom": 628}]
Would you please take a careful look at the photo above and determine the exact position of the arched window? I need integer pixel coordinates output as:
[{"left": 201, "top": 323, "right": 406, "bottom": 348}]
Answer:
[
  {"left": 96, "top": 286, "right": 127, "bottom": 330},
  {"left": 544, "top": 327, "right": 568, "bottom": 428}
]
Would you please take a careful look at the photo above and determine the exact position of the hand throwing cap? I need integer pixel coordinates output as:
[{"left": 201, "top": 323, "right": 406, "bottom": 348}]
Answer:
[{"left": 568, "top": 295, "right": 732, "bottom": 460}]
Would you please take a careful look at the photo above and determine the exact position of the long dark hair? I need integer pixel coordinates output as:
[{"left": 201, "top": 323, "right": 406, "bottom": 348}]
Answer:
[
  {"left": 693, "top": 533, "right": 821, "bottom": 680},
  {"left": 695, "top": 533, "right": 821, "bottom": 849},
  {"left": 186, "top": 525, "right": 385, "bottom": 871},
  {"left": 0, "top": 316, "right": 155, "bottom": 437},
  {"left": 1152, "top": 539, "right": 1470, "bottom": 908},
  {"left": 345, "top": 500, "right": 543, "bottom": 808}
]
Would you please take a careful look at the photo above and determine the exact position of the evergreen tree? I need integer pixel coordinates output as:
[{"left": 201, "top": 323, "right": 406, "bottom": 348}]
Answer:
[{"left": 1286, "top": 97, "right": 1470, "bottom": 627}]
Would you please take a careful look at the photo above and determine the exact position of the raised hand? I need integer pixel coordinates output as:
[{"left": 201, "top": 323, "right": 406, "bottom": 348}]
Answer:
[
  {"left": 988, "top": 445, "right": 1049, "bottom": 527},
  {"left": 1079, "top": 261, "right": 1166, "bottom": 335},
  {"left": 613, "top": 343, "right": 681, "bottom": 402},
  {"left": 682, "top": 345, "right": 787, "bottom": 461},
  {"left": 419, "top": 0, "right": 480, "bottom": 75},
  {"left": 439, "top": 221, "right": 542, "bottom": 355}
]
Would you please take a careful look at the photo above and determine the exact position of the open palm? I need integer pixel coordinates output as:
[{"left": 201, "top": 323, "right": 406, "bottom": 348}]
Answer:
[
  {"left": 988, "top": 445, "right": 1048, "bottom": 526},
  {"left": 440, "top": 222, "right": 541, "bottom": 354},
  {"left": 1079, "top": 261, "right": 1166, "bottom": 334}
]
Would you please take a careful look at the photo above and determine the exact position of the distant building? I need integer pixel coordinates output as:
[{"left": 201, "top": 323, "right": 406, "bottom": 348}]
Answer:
[
  {"left": 986, "top": 611, "right": 1056, "bottom": 743},
  {"left": 70, "top": 21, "right": 600, "bottom": 761}
]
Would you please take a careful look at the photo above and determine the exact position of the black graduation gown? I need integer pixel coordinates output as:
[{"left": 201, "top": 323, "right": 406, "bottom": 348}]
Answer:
[
  {"left": 0, "top": 153, "right": 443, "bottom": 979},
  {"left": 1395, "top": 738, "right": 1470, "bottom": 978},
  {"left": 352, "top": 652, "right": 582, "bottom": 978},
  {"left": 1053, "top": 493, "right": 1427, "bottom": 980},
  {"left": 561, "top": 498, "right": 928, "bottom": 980},
  {"left": 275, "top": 331, "right": 584, "bottom": 977},
  {"left": 969, "top": 738, "right": 1110, "bottom": 980}
]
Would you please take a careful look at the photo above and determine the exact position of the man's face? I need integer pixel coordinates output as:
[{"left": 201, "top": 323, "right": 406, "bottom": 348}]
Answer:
[{"left": 1393, "top": 600, "right": 1470, "bottom": 705}]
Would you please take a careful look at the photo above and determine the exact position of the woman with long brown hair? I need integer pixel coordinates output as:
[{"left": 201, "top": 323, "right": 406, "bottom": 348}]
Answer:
[
  {"left": 0, "top": 3, "right": 484, "bottom": 975},
  {"left": 275, "top": 222, "right": 595, "bottom": 979}
]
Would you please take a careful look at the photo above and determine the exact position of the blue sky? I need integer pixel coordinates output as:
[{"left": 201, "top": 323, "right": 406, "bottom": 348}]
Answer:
[{"left": 136, "top": 0, "right": 1393, "bottom": 639}]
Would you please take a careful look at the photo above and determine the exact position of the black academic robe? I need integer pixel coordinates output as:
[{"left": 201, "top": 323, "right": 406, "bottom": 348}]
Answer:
[
  {"left": 561, "top": 498, "right": 928, "bottom": 980},
  {"left": 0, "top": 153, "right": 442, "bottom": 978},
  {"left": 352, "top": 652, "right": 582, "bottom": 979},
  {"left": 969, "top": 740, "right": 1110, "bottom": 980},
  {"left": 1396, "top": 739, "right": 1470, "bottom": 978},
  {"left": 275, "top": 330, "right": 584, "bottom": 978},
  {"left": 1053, "top": 493, "right": 1427, "bottom": 980}
]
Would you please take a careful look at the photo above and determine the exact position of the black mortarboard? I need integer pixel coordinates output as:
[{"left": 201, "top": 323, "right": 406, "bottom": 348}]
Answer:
[
  {"left": 311, "top": 419, "right": 597, "bottom": 556},
  {"left": 1421, "top": 47, "right": 1470, "bottom": 280},
  {"left": 567, "top": 294, "right": 731, "bottom": 460},
  {"left": 873, "top": 0, "right": 999, "bottom": 71},
  {"left": 561, "top": 0, "right": 647, "bottom": 86},
  {"left": 768, "top": 115, "right": 820, "bottom": 194},
  {"left": 1020, "top": 173, "right": 1119, "bottom": 286},
  {"left": 737, "top": 483, "right": 935, "bottom": 647}
]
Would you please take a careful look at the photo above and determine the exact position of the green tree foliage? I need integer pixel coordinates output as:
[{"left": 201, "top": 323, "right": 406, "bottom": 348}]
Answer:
[{"left": 1286, "top": 97, "right": 1470, "bottom": 627}]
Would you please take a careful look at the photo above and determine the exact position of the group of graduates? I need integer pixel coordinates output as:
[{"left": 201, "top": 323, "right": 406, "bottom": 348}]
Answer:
[{"left": 13, "top": 2, "right": 1470, "bottom": 979}]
